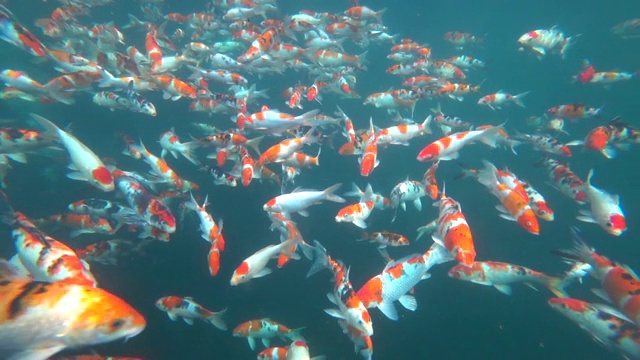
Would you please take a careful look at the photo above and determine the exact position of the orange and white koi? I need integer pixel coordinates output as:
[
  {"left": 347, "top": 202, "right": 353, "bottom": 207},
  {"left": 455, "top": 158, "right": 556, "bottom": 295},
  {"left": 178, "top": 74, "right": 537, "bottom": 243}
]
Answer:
[
  {"left": 306, "top": 240, "right": 373, "bottom": 336},
  {"left": 356, "top": 243, "right": 452, "bottom": 320},
  {"left": 449, "top": 261, "right": 568, "bottom": 297},
  {"left": 576, "top": 169, "right": 626, "bottom": 236},
  {"left": 258, "top": 128, "right": 317, "bottom": 164},
  {"left": 476, "top": 160, "right": 539, "bottom": 235},
  {"left": 233, "top": 318, "right": 305, "bottom": 350},
  {"left": 344, "top": 183, "right": 391, "bottom": 210},
  {"left": 76, "top": 239, "right": 147, "bottom": 266},
  {"left": 230, "top": 237, "right": 300, "bottom": 286},
  {"left": 0, "top": 276, "right": 145, "bottom": 360},
  {"left": 581, "top": 118, "right": 640, "bottom": 159},
  {"left": 518, "top": 27, "right": 575, "bottom": 59},
  {"left": 359, "top": 118, "right": 378, "bottom": 177},
  {"left": 514, "top": 132, "right": 573, "bottom": 157},
  {"left": 432, "top": 186, "right": 476, "bottom": 266},
  {"left": 159, "top": 129, "right": 201, "bottom": 165},
  {"left": 549, "top": 297, "right": 640, "bottom": 359},
  {"left": 546, "top": 104, "right": 602, "bottom": 120},
  {"left": 375, "top": 116, "right": 431, "bottom": 146},
  {"left": 155, "top": 296, "right": 226, "bottom": 330},
  {"left": 112, "top": 169, "right": 176, "bottom": 234},
  {"left": 335, "top": 184, "right": 375, "bottom": 229},
  {"left": 239, "top": 146, "right": 254, "bottom": 187},
  {"left": 131, "top": 141, "right": 196, "bottom": 192},
  {"left": 416, "top": 125, "right": 503, "bottom": 162},
  {"left": 32, "top": 114, "right": 114, "bottom": 192},
  {"left": 522, "top": 181, "right": 554, "bottom": 221},
  {"left": 337, "top": 318, "right": 373, "bottom": 360},
  {"left": 477, "top": 90, "right": 529, "bottom": 110},
  {"left": 35, "top": 213, "right": 117, "bottom": 237},
  {"left": 237, "top": 26, "right": 281, "bottom": 63},
  {"left": 151, "top": 75, "right": 197, "bottom": 101},
  {"left": 443, "top": 31, "right": 483, "bottom": 48},
  {"left": 0, "top": 5, "right": 48, "bottom": 57},
  {"left": 556, "top": 229, "right": 640, "bottom": 324},
  {"left": 422, "top": 160, "right": 440, "bottom": 199},
  {"left": 186, "top": 193, "right": 225, "bottom": 275}
]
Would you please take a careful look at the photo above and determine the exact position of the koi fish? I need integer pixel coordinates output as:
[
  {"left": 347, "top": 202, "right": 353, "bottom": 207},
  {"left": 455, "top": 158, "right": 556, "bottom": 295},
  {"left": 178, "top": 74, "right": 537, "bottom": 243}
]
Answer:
[
  {"left": 0, "top": 5, "right": 48, "bottom": 57},
  {"left": 477, "top": 90, "right": 530, "bottom": 110},
  {"left": 576, "top": 169, "right": 626, "bottom": 236},
  {"left": 555, "top": 228, "right": 640, "bottom": 325},
  {"left": 416, "top": 125, "right": 503, "bottom": 162},
  {"left": 449, "top": 261, "right": 568, "bottom": 297},
  {"left": 356, "top": 243, "right": 452, "bottom": 320},
  {"left": 431, "top": 185, "right": 476, "bottom": 266},
  {"left": 0, "top": 276, "right": 145, "bottom": 360},
  {"left": 476, "top": 160, "right": 539, "bottom": 235},
  {"left": 158, "top": 128, "right": 200, "bottom": 165},
  {"left": 232, "top": 318, "right": 305, "bottom": 350},
  {"left": 517, "top": 26, "right": 575, "bottom": 59},
  {"left": 230, "top": 238, "right": 300, "bottom": 285},
  {"left": 549, "top": 297, "right": 640, "bottom": 359},
  {"left": 263, "top": 183, "right": 345, "bottom": 217},
  {"left": 31, "top": 114, "right": 114, "bottom": 192},
  {"left": 155, "top": 296, "right": 226, "bottom": 330},
  {"left": 306, "top": 240, "right": 374, "bottom": 336}
]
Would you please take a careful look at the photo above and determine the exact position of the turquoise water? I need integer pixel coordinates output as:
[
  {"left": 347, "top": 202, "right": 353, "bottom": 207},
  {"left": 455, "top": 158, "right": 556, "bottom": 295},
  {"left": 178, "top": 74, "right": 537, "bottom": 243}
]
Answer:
[{"left": 0, "top": 0, "right": 639, "bottom": 359}]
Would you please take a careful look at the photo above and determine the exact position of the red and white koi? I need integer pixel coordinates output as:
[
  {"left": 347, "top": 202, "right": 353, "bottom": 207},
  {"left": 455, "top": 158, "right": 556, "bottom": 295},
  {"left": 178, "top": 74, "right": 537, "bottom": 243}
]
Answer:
[
  {"left": 422, "top": 160, "right": 440, "bottom": 199},
  {"left": 432, "top": 186, "right": 476, "bottom": 266},
  {"left": 556, "top": 229, "right": 640, "bottom": 324},
  {"left": 416, "top": 125, "right": 503, "bottom": 162},
  {"left": 576, "top": 169, "right": 626, "bottom": 236},
  {"left": 306, "top": 241, "right": 373, "bottom": 336},
  {"left": 477, "top": 90, "right": 529, "bottom": 110},
  {"left": 375, "top": 116, "right": 431, "bottom": 146},
  {"left": 522, "top": 181, "right": 554, "bottom": 221},
  {"left": 518, "top": 26, "right": 575, "bottom": 59},
  {"left": 244, "top": 107, "right": 321, "bottom": 133},
  {"left": 449, "top": 261, "right": 568, "bottom": 297},
  {"left": 32, "top": 114, "right": 114, "bottom": 192},
  {"left": 514, "top": 132, "right": 573, "bottom": 157},
  {"left": 335, "top": 184, "right": 375, "bottom": 229},
  {"left": 356, "top": 243, "right": 452, "bottom": 320},
  {"left": 549, "top": 297, "right": 640, "bottom": 359},
  {"left": 159, "top": 129, "right": 200, "bottom": 165},
  {"left": 476, "top": 160, "right": 540, "bottom": 235},
  {"left": 230, "top": 237, "right": 300, "bottom": 285},
  {"left": 155, "top": 296, "right": 226, "bottom": 330},
  {"left": 258, "top": 128, "right": 317, "bottom": 164},
  {"left": 0, "top": 5, "right": 48, "bottom": 57}
]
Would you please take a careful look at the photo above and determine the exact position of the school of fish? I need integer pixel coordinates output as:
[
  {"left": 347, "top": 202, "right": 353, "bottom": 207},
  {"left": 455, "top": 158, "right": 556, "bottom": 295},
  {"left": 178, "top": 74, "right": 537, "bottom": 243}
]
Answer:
[{"left": 0, "top": 0, "right": 638, "bottom": 359}]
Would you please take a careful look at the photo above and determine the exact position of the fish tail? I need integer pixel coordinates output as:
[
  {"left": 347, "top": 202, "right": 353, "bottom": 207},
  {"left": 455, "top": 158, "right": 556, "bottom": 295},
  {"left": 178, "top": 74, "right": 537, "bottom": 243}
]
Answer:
[
  {"left": 206, "top": 308, "right": 227, "bottom": 331},
  {"left": 546, "top": 276, "right": 570, "bottom": 298},
  {"left": 552, "top": 227, "right": 594, "bottom": 265},
  {"left": 322, "top": 183, "right": 345, "bottom": 203},
  {"left": 513, "top": 91, "right": 531, "bottom": 107},
  {"left": 287, "top": 327, "right": 306, "bottom": 342},
  {"left": 180, "top": 141, "right": 202, "bottom": 166},
  {"left": 305, "top": 240, "right": 330, "bottom": 278},
  {"left": 477, "top": 160, "right": 499, "bottom": 187}
]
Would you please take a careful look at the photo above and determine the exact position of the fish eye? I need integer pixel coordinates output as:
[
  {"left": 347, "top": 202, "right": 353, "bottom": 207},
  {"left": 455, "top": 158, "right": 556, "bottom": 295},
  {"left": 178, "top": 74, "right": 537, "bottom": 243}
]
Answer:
[
  {"left": 526, "top": 221, "right": 532, "bottom": 226},
  {"left": 606, "top": 222, "right": 612, "bottom": 227},
  {"left": 539, "top": 210, "right": 547, "bottom": 215},
  {"left": 110, "top": 319, "right": 125, "bottom": 330}
]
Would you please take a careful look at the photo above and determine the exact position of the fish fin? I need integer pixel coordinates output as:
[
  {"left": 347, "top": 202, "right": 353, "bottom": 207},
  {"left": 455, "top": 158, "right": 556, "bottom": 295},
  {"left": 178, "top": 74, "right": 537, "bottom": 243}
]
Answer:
[
  {"left": 601, "top": 146, "right": 617, "bottom": 159},
  {"left": 261, "top": 338, "right": 270, "bottom": 348},
  {"left": 377, "top": 299, "right": 399, "bottom": 321},
  {"left": 498, "top": 212, "right": 516, "bottom": 221},
  {"left": 7, "top": 345, "right": 66, "bottom": 360},
  {"left": 287, "top": 327, "right": 306, "bottom": 342},
  {"left": 493, "top": 284, "right": 512, "bottom": 295},
  {"left": 207, "top": 308, "right": 227, "bottom": 331},
  {"left": 590, "top": 304, "right": 634, "bottom": 323},
  {"left": 7, "top": 153, "right": 27, "bottom": 164},
  {"left": 183, "top": 318, "right": 194, "bottom": 325},
  {"left": 247, "top": 337, "right": 256, "bottom": 351},
  {"left": 352, "top": 218, "right": 367, "bottom": 229},
  {"left": 326, "top": 292, "right": 338, "bottom": 305},
  {"left": 546, "top": 277, "right": 570, "bottom": 298},
  {"left": 323, "top": 183, "right": 346, "bottom": 203},
  {"left": 398, "top": 295, "right": 418, "bottom": 311},
  {"left": 591, "top": 288, "right": 612, "bottom": 303},
  {"left": 576, "top": 209, "right": 596, "bottom": 223},
  {"left": 431, "top": 234, "right": 445, "bottom": 247},
  {"left": 297, "top": 209, "right": 310, "bottom": 217},
  {"left": 400, "top": 202, "right": 406, "bottom": 211},
  {"left": 306, "top": 240, "right": 330, "bottom": 278},
  {"left": 324, "top": 308, "right": 345, "bottom": 319},
  {"left": 253, "top": 267, "right": 272, "bottom": 278},
  {"left": 413, "top": 198, "right": 422, "bottom": 211}
]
